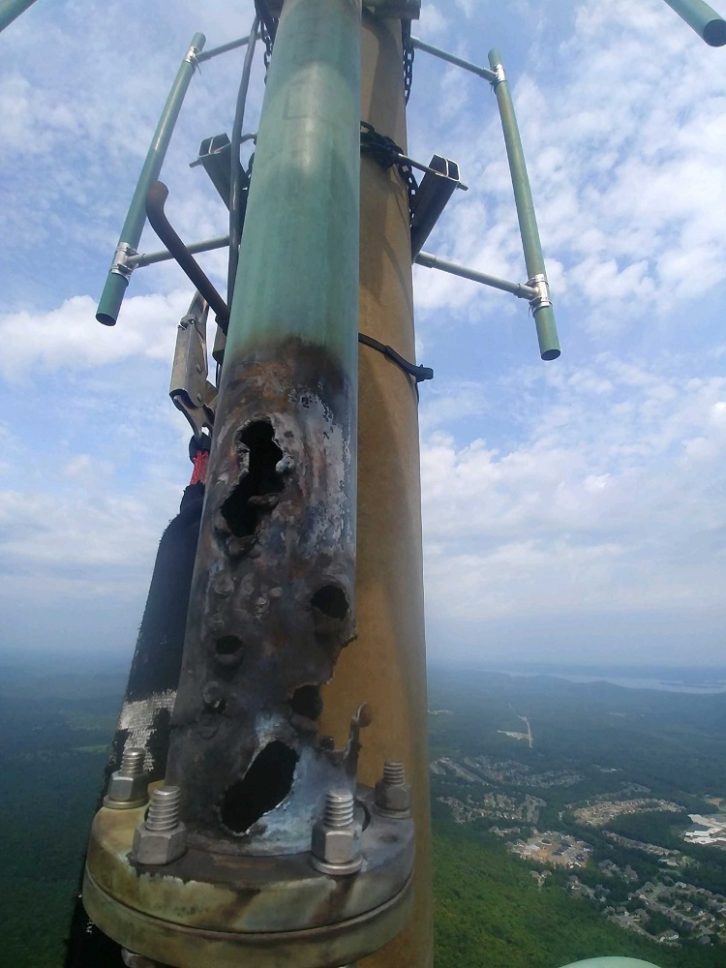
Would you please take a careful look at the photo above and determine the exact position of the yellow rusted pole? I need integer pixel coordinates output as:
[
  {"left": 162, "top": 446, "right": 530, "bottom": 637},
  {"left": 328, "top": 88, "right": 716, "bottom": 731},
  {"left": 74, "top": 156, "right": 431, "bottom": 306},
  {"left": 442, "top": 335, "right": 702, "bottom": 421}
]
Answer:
[{"left": 319, "top": 10, "right": 433, "bottom": 967}]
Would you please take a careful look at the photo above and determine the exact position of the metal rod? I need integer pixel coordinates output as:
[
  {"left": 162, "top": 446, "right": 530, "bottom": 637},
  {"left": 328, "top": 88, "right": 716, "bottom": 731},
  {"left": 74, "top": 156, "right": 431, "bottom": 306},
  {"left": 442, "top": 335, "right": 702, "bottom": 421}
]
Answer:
[
  {"left": 416, "top": 251, "right": 537, "bottom": 299},
  {"left": 196, "top": 33, "right": 254, "bottom": 62},
  {"left": 411, "top": 36, "right": 498, "bottom": 82},
  {"left": 488, "top": 49, "right": 560, "bottom": 360},
  {"left": 127, "top": 235, "right": 230, "bottom": 268},
  {"left": 0, "top": 0, "right": 37, "bottom": 31},
  {"left": 228, "top": 17, "right": 260, "bottom": 304},
  {"left": 145, "top": 181, "right": 228, "bottom": 324},
  {"left": 661, "top": 0, "right": 726, "bottom": 45},
  {"left": 96, "top": 32, "right": 206, "bottom": 326}
]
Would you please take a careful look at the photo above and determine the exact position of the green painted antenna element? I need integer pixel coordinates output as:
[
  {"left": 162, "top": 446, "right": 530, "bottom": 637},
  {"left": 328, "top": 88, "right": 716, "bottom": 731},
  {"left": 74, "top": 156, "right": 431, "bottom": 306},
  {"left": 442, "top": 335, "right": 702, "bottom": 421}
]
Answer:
[
  {"left": 662, "top": 0, "right": 726, "bottom": 45},
  {"left": 225, "top": 0, "right": 361, "bottom": 375},
  {"left": 96, "top": 32, "right": 206, "bottom": 326},
  {"left": 0, "top": 0, "right": 37, "bottom": 32},
  {"left": 488, "top": 48, "right": 560, "bottom": 362}
]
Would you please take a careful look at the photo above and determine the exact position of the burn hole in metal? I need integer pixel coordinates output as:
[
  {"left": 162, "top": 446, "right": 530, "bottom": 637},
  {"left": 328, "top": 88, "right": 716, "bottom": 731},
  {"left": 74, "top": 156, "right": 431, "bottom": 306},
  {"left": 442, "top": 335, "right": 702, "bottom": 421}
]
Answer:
[
  {"left": 290, "top": 685, "right": 323, "bottom": 720},
  {"left": 215, "top": 635, "right": 245, "bottom": 666},
  {"left": 311, "top": 585, "right": 349, "bottom": 620},
  {"left": 220, "top": 741, "right": 298, "bottom": 834},
  {"left": 221, "top": 421, "right": 284, "bottom": 537}
]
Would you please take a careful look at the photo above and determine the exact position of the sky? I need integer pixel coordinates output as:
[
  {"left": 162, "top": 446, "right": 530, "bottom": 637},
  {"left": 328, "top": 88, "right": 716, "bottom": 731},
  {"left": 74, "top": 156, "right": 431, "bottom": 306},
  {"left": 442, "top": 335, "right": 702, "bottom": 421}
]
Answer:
[{"left": 1, "top": 0, "right": 725, "bottom": 668}]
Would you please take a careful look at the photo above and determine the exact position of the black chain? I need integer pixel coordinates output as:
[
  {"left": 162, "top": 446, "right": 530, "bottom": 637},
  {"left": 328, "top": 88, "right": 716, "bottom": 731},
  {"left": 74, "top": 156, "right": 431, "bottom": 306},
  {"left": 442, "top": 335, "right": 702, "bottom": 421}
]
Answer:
[
  {"left": 254, "top": 0, "right": 278, "bottom": 74},
  {"left": 402, "top": 20, "right": 414, "bottom": 104},
  {"left": 360, "top": 121, "right": 418, "bottom": 225}
]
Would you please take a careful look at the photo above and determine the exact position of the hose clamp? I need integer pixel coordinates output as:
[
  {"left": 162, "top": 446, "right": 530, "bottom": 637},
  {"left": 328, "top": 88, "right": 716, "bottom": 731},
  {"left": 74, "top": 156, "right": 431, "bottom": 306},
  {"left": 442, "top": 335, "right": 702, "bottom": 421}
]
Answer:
[{"left": 492, "top": 62, "right": 506, "bottom": 88}]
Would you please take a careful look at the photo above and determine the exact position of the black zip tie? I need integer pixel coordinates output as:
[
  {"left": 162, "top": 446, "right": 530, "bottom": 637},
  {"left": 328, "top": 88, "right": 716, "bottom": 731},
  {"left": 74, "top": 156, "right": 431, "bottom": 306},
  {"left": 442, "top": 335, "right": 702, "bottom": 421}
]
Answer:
[{"left": 358, "top": 332, "right": 433, "bottom": 385}]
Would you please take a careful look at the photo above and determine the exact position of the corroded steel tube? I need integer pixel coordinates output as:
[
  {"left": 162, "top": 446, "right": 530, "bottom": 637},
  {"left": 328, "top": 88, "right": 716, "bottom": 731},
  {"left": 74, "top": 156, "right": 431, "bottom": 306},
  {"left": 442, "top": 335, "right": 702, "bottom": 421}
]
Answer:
[{"left": 164, "top": 0, "right": 361, "bottom": 856}]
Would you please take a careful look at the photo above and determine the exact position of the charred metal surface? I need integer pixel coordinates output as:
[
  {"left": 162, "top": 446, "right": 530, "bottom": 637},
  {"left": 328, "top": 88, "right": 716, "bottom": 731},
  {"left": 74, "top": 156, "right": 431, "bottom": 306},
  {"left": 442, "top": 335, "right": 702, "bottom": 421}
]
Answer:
[{"left": 165, "top": 337, "right": 357, "bottom": 856}]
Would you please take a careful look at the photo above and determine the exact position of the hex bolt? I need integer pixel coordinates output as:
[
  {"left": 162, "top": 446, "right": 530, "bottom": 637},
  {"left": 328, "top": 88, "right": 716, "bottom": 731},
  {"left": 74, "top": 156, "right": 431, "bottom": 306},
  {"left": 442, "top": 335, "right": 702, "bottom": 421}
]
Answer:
[
  {"left": 324, "top": 789, "right": 355, "bottom": 827},
  {"left": 383, "top": 761, "right": 406, "bottom": 786},
  {"left": 374, "top": 760, "right": 412, "bottom": 817},
  {"left": 311, "top": 789, "right": 362, "bottom": 876},
  {"left": 146, "top": 786, "right": 181, "bottom": 831},
  {"left": 120, "top": 748, "right": 145, "bottom": 777},
  {"left": 132, "top": 785, "right": 187, "bottom": 865},
  {"left": 104, "top": 746, "right": 149, "bottom": 810}
]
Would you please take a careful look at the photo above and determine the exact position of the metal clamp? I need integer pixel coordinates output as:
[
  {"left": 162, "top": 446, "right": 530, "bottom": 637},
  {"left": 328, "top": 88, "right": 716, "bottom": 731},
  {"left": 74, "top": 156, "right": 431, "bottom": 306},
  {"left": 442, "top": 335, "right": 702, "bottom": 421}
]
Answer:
[
  {"left": 491, "top": 62, "right": 506, "bottom": 88},
  {"left": 170, "top": 292, "right": 217, "bottom": 440},
  {"left": 184, "top": 42, "right": 202, "bottom": 67},
  {"left": 110, "top": 242, "right": 137, "bottom": 280},
  {"left": 527, "top": 272, "right": 552, "bottom": 312}
]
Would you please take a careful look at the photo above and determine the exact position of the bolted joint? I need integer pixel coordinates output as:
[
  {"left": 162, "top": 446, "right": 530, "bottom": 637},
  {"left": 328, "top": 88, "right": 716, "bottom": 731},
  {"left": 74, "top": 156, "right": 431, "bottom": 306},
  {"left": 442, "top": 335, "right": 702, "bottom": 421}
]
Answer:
[
  {"left": 374, "top": 760, "right": 412, "bottom": 817},
  {"left": 311, "top": 791, "right": 363, "bottom": 876},
  {"left": 132, "top": 786, "right": 187, "bottom": 865},
  {"left": 104, "top": 747, "right": 149, "bottom": 809}
]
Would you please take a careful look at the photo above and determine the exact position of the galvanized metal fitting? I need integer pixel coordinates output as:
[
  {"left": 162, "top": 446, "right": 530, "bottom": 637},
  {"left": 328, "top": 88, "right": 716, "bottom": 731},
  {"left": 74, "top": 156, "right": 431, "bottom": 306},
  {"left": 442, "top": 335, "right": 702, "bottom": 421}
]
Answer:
[
  {"left": 491, "top": 62, "right": 506, "bottom": 87},
  {"left": 374, "top": 761, "right": 412, "bottom": 817},
  {"left": 110, "top": 242, "right": 137, "bottom": 280},
  {"left": 184, "top": 42, "right": 201, "bottom": 66},
  {"left": 104, "top": 747, "right": 148, "bottom": 810},
  {"left": 132, "top": 785, "right": 187, "bottom": 865},
  {"left": 311, "top": 790, "right": 363, "bottom": 876},
  {"left": 527, "top": 273, "right": 552, "bottom": 312}
]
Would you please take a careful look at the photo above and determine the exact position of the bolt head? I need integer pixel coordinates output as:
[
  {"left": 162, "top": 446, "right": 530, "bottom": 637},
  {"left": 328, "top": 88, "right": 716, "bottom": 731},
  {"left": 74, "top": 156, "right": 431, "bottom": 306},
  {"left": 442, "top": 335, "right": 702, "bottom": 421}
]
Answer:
[
  {"left": 374, "top": 779, "right": 412, "bottom": 815},
  {"left": 104, "top": 771, "right": 148, "bottom": 807},
  {"left": 311, "top": 820, "right": 362, "bottom": 871},
  {"left": 132, "top": 821, "right": 187, "bottom": 865}
]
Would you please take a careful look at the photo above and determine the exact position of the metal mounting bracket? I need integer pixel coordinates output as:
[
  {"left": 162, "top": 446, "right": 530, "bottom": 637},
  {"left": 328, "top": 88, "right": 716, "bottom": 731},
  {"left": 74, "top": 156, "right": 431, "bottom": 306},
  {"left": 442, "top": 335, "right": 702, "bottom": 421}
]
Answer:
[{"left": 169, "top": 292, "right": 216, "bottom": 440}]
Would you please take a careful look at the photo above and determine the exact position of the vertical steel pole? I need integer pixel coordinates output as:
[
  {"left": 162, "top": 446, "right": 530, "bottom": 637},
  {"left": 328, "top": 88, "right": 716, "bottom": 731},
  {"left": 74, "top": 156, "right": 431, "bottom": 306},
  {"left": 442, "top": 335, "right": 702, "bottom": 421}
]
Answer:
[
  {"left": 662, "top": 0, "right": 726, "bottom": 45},
  {"left": 164, "top": 0, "right": 362, "bottom": 853},
  {"left": 488, "top": 49, "right": 560, "bottom": 361},
  {"left": 96, "top": 32, "right": 206, "bottom": 326},
  {"left": 319, "top": 11, "right": 433, "bottom": 967},
  {"left": 0, "top": 0, "right": 37, "bottom": 31}
]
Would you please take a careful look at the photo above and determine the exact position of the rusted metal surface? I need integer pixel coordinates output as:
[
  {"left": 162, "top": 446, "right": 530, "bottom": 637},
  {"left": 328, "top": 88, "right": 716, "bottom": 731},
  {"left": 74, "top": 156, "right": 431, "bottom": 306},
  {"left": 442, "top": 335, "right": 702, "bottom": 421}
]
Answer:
[
  {"left": 83, "top": 786, "right": 413, "bottom": 967},
  {"left": 165, "top": 339, "right": 357, "bottom": 856}
]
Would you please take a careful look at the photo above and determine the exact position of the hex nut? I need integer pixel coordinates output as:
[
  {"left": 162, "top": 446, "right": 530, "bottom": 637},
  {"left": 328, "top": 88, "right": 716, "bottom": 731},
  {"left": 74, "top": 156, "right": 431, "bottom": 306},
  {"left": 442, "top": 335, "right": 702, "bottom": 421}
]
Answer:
[
  {"left": 311, "top": 820, "right": 362, "bottom": 874},
  {"left": 104, "top": 771, "right": 148, "bottom": 808},
  {"left": 132, "top": 822, "right": 187, "bottom": 865},
  {"left": 374, "top": 779, "right": 412, "bottom": 815}
]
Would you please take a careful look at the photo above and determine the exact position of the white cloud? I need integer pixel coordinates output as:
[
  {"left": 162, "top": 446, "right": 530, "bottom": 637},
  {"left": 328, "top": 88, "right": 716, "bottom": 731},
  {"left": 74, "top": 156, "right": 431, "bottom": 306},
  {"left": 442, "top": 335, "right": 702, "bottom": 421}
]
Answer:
[
  {"left": 421, "top": 353, "right": 726, "bottom": 639},
  {"left": 0, "top": 290, "right": 192, "bottom": 380}
]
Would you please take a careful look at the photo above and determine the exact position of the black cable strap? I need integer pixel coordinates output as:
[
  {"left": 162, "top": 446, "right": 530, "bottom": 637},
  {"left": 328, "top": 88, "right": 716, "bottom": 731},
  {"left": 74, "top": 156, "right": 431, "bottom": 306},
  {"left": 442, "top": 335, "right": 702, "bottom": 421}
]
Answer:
[{"left": 358, "top": 332, "right": 433, "bottom": 384}]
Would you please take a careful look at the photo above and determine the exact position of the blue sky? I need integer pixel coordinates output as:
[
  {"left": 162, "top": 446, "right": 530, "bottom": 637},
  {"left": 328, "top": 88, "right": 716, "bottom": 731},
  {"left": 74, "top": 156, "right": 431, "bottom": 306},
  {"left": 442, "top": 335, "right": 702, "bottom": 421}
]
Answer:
[{"left": 1, "top": 0, "right": 725, "bottom": 667}]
